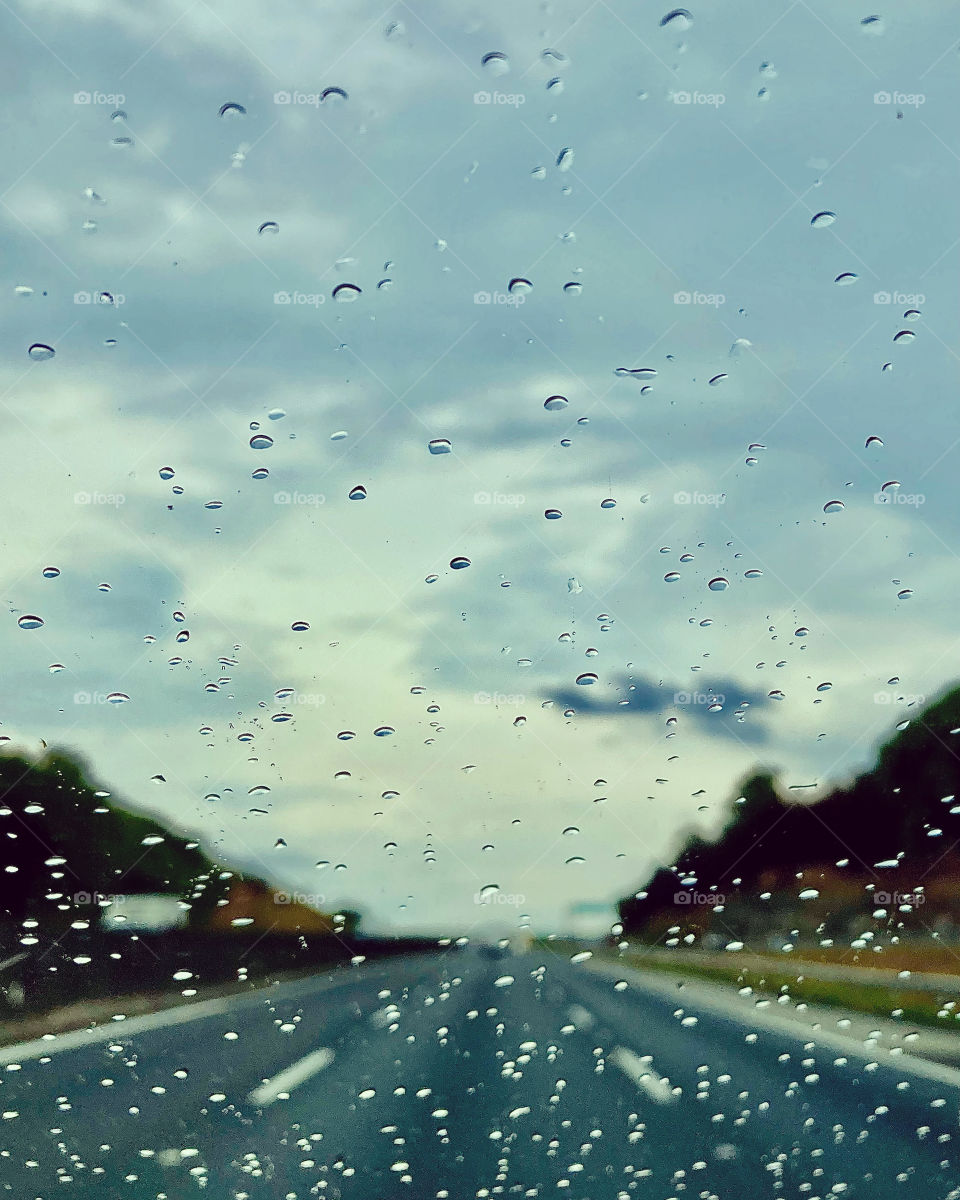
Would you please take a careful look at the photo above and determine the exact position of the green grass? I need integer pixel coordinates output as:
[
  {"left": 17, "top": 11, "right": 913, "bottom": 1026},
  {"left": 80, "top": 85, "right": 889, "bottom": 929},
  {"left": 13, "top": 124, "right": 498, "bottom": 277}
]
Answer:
[{"left": 615, "top": 953, "right": 960, "bottom": 1032}]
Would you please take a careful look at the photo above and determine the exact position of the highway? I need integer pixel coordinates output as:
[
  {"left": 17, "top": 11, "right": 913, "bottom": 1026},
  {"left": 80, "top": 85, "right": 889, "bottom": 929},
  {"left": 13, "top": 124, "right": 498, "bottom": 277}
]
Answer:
[{"left": 1, "top": 950, "right": 958, "bottom": 1198}]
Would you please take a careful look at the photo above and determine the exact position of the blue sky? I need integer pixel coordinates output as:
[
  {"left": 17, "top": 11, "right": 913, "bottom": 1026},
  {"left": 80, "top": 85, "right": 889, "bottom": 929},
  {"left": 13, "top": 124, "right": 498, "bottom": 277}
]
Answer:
[{"left": 2, "top": 0, "right": 958, "bottom": 933}]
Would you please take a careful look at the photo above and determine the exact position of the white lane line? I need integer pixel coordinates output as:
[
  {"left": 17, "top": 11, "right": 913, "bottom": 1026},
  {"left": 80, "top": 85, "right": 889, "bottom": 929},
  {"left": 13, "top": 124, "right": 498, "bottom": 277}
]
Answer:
[
  {"left": 370, "top": 1006, "right": 400, "bottom": 1028},
  {"left": 566, "top": 1004, "right": 595, "bottom": 1031},
  {"left": 0, "top": 969, "right": 372, "bottom": 1066},
  {"left": 247, "top": 1046, "right": 335, "bottom": 1106},
  {"left": 609, "top": 1046, "right": 677, "bottom": 1104}
]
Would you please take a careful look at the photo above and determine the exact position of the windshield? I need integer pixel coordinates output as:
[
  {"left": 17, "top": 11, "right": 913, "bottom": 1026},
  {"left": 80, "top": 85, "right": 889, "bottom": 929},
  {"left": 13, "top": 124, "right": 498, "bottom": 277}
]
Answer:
[{"left": 2, "top": 2, "right": 959, "bottom": 1197}]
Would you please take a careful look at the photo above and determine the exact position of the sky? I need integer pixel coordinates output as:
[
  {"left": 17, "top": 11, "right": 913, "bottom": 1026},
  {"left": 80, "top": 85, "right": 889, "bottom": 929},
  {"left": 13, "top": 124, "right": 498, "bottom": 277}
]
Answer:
[{"left": 1, "top": 0, "right": 958, "bottom": 935}]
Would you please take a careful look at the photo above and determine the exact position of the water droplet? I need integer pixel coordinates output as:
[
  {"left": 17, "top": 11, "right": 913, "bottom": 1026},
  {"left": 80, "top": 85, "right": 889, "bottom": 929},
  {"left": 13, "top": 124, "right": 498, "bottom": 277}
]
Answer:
[
  {"left": 576, "top": 672, "right": 598, "bottom": 685},
  {"left": 893, "top": 329, "right": 916, "bottom": 343},
  {"left": 28, "top": 344, "right": 55, "bottom": 361},
  {"left": 348, "top": 484, "right": 367, "bottom": 500},
  {"left": 880, "top": 479, "right": 901, "bottom": 492},
  {"left": 481, "top": 51, "right": 510, "bottom": 76},
  {"left": 567, "top": 576, "right": 583, "bottom": 594},
  {"left": 450, "top": 556, "right": 471, "bottom": 570},
  {"left": 810, "top": 211, "right": 836, "bottom": 227},
  {"left": 106, "top": 692, "right": 130, "bottom": 705},
  {"left": 563, "top": 281, "right": 582, "bottom": 295},
  {"left": 897, "top": 588, "right": 913, "bottom": 600},
  {"left": 881, "top": 361, "right": 893, "bottom": 372},
  {"left": 708, "top": 373, "right": 727, "bottom": 386},
  {"left": 321, "top": 86, "right": 348, "bottom": 104},
  {"left": 257, "top": 221, "right": 279, "bottom": 236},
  {"left": 660, "top": 8, "right": 693, "bottom": 30},
  {"left": 385, "top": 19, "right": 405, "bottom": 39},
  {"left": 333, "top": 283, "right": 361, "bottom": 303},
  {"left": 600, "top": 498, "right": 616, "bottom": 509},
  {"left": 834, "top": 273, "right": 858, "bottom": 285},
  {"left": 373, "top": 726, "right": 395, "bottom": 737},
  {"left": 860, "top": 14, "right": 885, "bottom": 34},
  {"left": 425, "top": 573, "right": 439, "bottom": 584},
  {"left": 272, "top": 712, "right": 293, "bottom": 723},
  {"left": 428, "top": 438, "right": 452, "bottom": 454},
  {"left": 759, "top": 61, "right": 777, "bottom": 78},
  {"left": 556, "top": 147, "right": 574, "bottom": 172},
  {"left": 542, "top": 48, "right": 570, "bottom": 66},
  {"left": 291, "top": 620, "right": 310, "bottom": 632},
  {"left": 823, "top": 499, "right": 844, "bottom": 513},
  {"left": 744, "top": 569, "right": 763, "bottom": 580},
  {"left": 252, "top": 466, "right": 269, "bottom": 480},
  {"left": 158, "top": 466, "right": 175, "bottom": 480},
  {"left": 330, "top": 430, "right": 348, "bottom": 441},
  {"left": 544, "top": 508, "right": 562, "bottom": 520},
  {"left": 218, "top": 102, "right": 246, "bottom": 118},
  {"left": 531, "top": 165, "right": 547, "bottom": 180},
  {"left": 795, "top": 626, "right": 809, "bottom": 637},
  {"left": 204, "top": 500, "right": 223, "bottom": 510},
  {"left": 615, "top": 366, "right": 657, "bottom": 380},
  {"left": 17, "top": 615, "right": 43, "bottom": 630},
  {"left": 865, "top": 435, "right": 884, "bottom": 448},
  {"left": 547, "top": 76, "right": 565, "bottom": 93},
  {"left": 508, "top": 277, "right": 532, "bottom": 295},
  {"left": 903, "top": 308, "right": 921, "bottom": 322},
  {"left": 664, "top": 572, "right": 681, "bottom": 583},
  {"left": 249, "top": 433, "right": 273, "bottom": 450},
  {"left": 707, "top": 577, "right": 729, "bottom": 592},
  {"left": 565, "top": 856, "right": 585, "bottom": 866},
  {"left": 41, "top": 566, "right": 60, "bottom": 579},
  {"left": 377, "top": 278, "right": 392, "bottom": 290},
  {"left": 544, "top": 395, "right": 568, "bottom": 411}
]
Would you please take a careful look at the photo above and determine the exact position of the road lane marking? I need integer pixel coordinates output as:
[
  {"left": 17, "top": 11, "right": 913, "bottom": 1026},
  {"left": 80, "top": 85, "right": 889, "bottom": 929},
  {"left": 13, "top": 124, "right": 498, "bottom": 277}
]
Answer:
[
  {"left": 0, "top": 964, "right": 405, "bottom": 1066},
  {"left": 609, "top": 1046, "right": 677, "bottom": 1104},
  {"left": 371, "top": 1005, "right": 400, "bottom": 1028},
  {"left": 247, "top": 1046, "right": 335, "bottom": 1106},
  {"left": 566, "top": 1004, "right": 595, "bottom": 1031},
  {"left": 584, "top": 960, "right": 960, "bottom": 1094}
]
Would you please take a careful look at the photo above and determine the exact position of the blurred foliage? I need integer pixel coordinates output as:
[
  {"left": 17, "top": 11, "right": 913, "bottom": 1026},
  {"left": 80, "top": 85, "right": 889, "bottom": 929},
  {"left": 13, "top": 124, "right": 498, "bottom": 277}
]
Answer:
[
  {"left": 621, "top": 686, "right": 960, "bottom": 931},
  {"left": 0, "top": 748, "right": 229, "bottom": 928}
]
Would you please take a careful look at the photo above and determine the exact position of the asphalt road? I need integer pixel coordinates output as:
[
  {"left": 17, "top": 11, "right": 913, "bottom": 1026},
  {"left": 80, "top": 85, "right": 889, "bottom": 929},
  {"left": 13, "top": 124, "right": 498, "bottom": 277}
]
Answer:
[{"left": 1, "top": 950, "right": 958, "bottom": 1198}]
